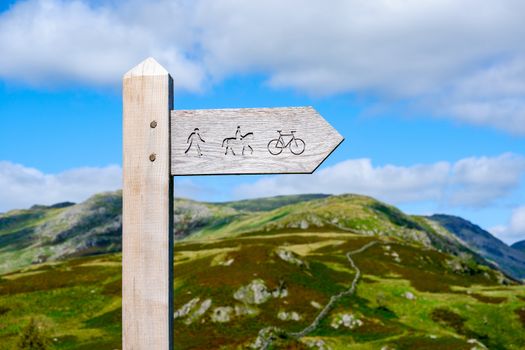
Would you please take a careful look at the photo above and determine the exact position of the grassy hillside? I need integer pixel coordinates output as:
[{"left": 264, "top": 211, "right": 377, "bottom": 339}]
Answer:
[
  {"left": 172, "top": 231, "right": 524, "bottom": 349},
  {"left": 1, "top": 192, "right": 524, "bottom": 278},
  {"left": 1, "top": 192, "right": 525, "bottom": 349},
  {"left": 0, "top": 253, "right": 122, "bottom": 349},
  {"left": 0, "top": 231, "right": 524, "bottom": 349}
]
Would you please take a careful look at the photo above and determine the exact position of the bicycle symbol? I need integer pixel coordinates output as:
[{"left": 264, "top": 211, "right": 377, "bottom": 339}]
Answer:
[{"left": 267, "top": 130, "right": 306, "bottom": 155}]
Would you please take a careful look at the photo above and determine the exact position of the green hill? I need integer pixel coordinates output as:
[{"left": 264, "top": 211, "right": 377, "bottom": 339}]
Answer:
[
  {"left": 2, "top": 192, "right": 523, "bottom": 279},
  {"left": 0, "top": 192, "right": 525, "bottom": 349}
]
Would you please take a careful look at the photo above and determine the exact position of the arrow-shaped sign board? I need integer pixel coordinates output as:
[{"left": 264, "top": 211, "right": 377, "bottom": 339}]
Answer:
[
  {"left": 171, "top": 107, "right": 343, "bottom": 175},
  {"left": 123, "top": 57, "right": 344, "bottom": 350}
]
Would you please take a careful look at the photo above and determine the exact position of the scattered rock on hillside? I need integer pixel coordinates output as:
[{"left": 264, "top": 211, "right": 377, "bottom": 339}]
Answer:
[
  {"left": 330, "top": 313, "right": 363, "bottom": 329},
  {"left": 234, "top": 303, "right": 259, "bottom": 317},
  {"left": 185, "top": 299, "right": 212, "bottom": 325},
  {"left": 311, "top": 301, "right": 322, "bottom": 309},
  {"left": 467, "top": 338, "right": 488, "bottom": 349},
  {"left": 234, "top": 279, "right": 288, "bottom": 305},
  {"left": 382, "top": 246, "right": 402, "bottom": 263},
  {"left": 404, "top": 291, "right": 416, "bottom": 300},
  {"left": 391, "top": 251, "right": 401, "bottom": 263},
  {"left": 234, "top": 279, "right": 272, "bottom": 304},
  {"left": 305, "top": 338, "right": 331, "bottom": 350},
  {"left": 174, "top": 297, "right": 200, "bottom": 319},
  {"left": 211, "top": 306, "right": 233, "bottom": 323},
  {"left": 277, "top": 310, "right": 302, "bottom": 321},
  {"left": 275, "top": 248, "right": 308, "bottom": 268},
  {"left": 211, "top": 252, "right": 235, "bottom": 267},
  {"left": 380, "top": 346, "right": 396, "bottom": 350}
]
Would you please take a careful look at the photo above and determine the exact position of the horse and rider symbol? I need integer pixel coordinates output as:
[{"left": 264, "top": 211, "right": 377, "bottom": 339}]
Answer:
[
  {"left": 222, "top": 126, "right": 254, "bottom": 156},
  {"left": 184, "top": 126, "right": 306, "bottom": 157}
]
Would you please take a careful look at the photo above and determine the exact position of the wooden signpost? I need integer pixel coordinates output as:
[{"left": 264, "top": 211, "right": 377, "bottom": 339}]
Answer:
[{"left": 122, "top": 57, "right": 343, "bottom": 349}]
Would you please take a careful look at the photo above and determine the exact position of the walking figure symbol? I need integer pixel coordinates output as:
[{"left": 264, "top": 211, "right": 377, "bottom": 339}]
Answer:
[{"left": 185, "top": 128, "right": 205, "bottom": 157}]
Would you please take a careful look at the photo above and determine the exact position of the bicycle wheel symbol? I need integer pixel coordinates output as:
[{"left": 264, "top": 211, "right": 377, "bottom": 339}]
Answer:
[
  {"left": 267, "top": 131, "right": 306, "bottom": 156},
  {"left": 289, "top": 138, "right": 306, "bottom": 155}
]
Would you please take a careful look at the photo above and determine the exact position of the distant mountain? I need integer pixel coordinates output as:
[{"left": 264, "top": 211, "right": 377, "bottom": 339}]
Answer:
[
  {"left": 1, "top": 191, "right": 524, "bottom": 280},
  {"left": 512, "top": 240, "right": 525, "bottom": 254},
  {"left": 0, "top": 191, "right": 122, "bottom": 273},
  {"left": 428, "top": 214, "right": 525, "bottom": 280}
]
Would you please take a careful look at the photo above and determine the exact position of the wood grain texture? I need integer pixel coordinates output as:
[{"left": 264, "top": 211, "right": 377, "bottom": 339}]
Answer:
[
  {"left": 122, "top": 57, "right": 173, "bottom": 350},
  {"left": 171, "top": 107, "right": 344, "bottom": 175}
]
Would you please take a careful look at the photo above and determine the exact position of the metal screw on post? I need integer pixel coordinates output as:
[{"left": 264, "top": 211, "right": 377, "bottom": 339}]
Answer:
[{"left": 150, "top": 123, "right": 157, "bottom": 162}]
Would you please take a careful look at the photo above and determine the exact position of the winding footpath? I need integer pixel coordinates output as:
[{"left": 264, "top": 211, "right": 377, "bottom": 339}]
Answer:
[{"left": 255, "top": 240, "right": 381, "bottom": 349}]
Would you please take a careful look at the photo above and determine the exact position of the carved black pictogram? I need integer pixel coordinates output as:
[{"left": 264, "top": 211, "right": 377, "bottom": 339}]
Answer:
[
  {"left": 185, "top": 128, "right": 205, "bottom": 157},
  {"left": 222, "top": 126, "right": 254, "bottom": 156},
  {"left": 267, "top": 130, "right": 306, "bottom": 155}
]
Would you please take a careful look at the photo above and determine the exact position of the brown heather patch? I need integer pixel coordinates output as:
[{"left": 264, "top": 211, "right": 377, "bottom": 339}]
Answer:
[
  {"left": 348, "top": 318, "right": 402, "bottom": 342},
  {"left": 349, "top": 242, "right": 500, "bottom": 293},
  {"left": 470, "top": 293, "right": 507, "bottom": 304},
  {"left": 430, "top": 308, "right": 488, "bottom": 345},
  {"left": 392, "top": 334, "right": 471, "bottom": 350},
  {"left": 101, "top": 278, "right": 121, "bottom": 296},
  {"left": 0, "top": 305, "right": 10, "bottom": 316},
  {"left": 431, "top": 308, "right": 467, "bottom": 334},
  {"left": 174, "top": 326, "right": 250, "bottom": 350},
  {"left": 361, "top": 276, "right": 378, "bottom": 284},
  {"left": 0, "top": 264, "right": 117, "bottom": 295},
  {"left": 515, "top": 307, "right": 525, "bottom": 328},
  {"left": 72, "top": 338, "right": 122, "bottom": 350},
  {"left": 84, "top": 307, "right": 121, "bottom": 329}
]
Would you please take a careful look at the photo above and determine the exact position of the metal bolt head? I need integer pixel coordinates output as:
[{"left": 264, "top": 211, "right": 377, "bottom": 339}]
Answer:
[
  {"left": 150, "top": 120, "right": 157, "bottom": 128},
  {"left": 149, "top": 153, "right": 156, "bottom": 162}
]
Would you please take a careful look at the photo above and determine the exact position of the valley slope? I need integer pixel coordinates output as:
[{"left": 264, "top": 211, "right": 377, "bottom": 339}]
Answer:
[{"left": 0, "top": 193, "right": 524, "bottom": 349}]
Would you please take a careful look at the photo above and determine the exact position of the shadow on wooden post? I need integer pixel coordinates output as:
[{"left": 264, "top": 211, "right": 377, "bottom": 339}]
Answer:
[{"left": 122, "top": 57, "right": 174, "bottom": 350}]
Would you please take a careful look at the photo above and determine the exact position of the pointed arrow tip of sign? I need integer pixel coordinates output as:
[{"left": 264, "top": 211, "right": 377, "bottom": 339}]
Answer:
[
  {"left": 124, "top": 57, "right": 169, "bottom": 78},
  {"left": 307, "top": 135, "right": 344, "bottom": 174}
]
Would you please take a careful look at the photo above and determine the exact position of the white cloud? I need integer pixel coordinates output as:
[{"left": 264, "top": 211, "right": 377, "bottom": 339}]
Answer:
[
  {"left": 194, "top": 0, "right": 525, "bottom": 133},
  {"left": 234, "top": 153, "right": 525, "bottom": 207},
  {"left": 436, "top": 57, "right": 525, "bottom": 134},
  {"left": 449, "top": 153, "right": 525, "bottom": 206},
  {"left": 0, "top": 0, "right": 204, "bottom": 90},
  {"left": 0, "top": 162, "right": 223, "bottom": 212},
  {"left": 0, "top": 161, "right": 122, "bottom": 212},
  {"left": 1, "top": 0, "right": 525, "bottom": 132},
  {"left": 490, "top": 206, "right": 525, "bottom": 244},
  {"left": 236, "top": 159, "right": 450, "bottom": 204}
]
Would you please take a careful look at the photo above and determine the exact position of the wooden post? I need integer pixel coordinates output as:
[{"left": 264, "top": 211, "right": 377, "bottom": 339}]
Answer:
[{"left": 123, "top": 57, "right": 174, "bottom": 350}]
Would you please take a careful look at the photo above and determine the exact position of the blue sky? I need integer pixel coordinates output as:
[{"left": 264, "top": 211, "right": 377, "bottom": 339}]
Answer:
[{"left": 0, "top": 0, "right": 524, "bottom": 244}]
